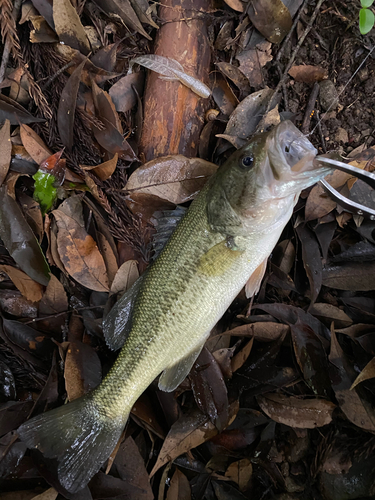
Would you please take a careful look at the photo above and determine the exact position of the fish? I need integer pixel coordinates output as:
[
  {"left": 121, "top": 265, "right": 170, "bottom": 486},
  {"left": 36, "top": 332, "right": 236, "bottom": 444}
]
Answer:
[{"left": 17, "top": 120, "right": 332, "bottom": 494}]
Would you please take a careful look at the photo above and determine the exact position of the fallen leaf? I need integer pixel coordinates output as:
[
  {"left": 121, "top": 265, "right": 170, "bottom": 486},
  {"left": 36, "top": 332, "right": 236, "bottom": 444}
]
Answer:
[
  {"left": 322, "top": 261, "right": 375, "bottom": 291},
  {"left": 296, "top": 224, "right": 322, "bottom": 306},
  {"left": 0, "top": 94, "right": 45, "bottom": 125},
  {"left": 223, "top": 0, "right": 245, "bottom": 12},
  {"left": 39, "top": 274, "right": 68, "bottom": 315},
  {"left": 93, "top": 0, "right": 152, "bottom": 40},
  {"left": 109, "top": 73, "right": 145, "bottom": 113},
  {"left": 224, "top": 88, "right": 274, "bottom": 139},
  {"left": 63, "top": 340, "right": 102, "bottom": 401},
  {"left": 52, "top": 196, "right": 109, "bottom": 291},
  {"left": 257, "top": 393, "right": 336, "bottom": 428},
  {"left": 215, "top": 62, "right": 251, "bottom": 95},
  {"left": 81, "top": 153, "right": 118, "bottom": 181},
  {"left": 190, "top": 347, "right": 229, "bottom": 431},
  {"left": 166, "top": 469, "right": 191, "bottom": 500},
  {"left": 150, "top": 402, "right": 238, "bottom": 476},
  {"left": 210, "top": 71, "right": 238, "bottom": 117},
  {"left": 20, "top": 124, "right": 52, "bottom": 164},
  {"left": 350, "top": 357, "right": 375, "bottom": 389},
  {"left": 113, "top": 436, "right": 154, "bottom": 500},
  {"left": 31, "top": 487, "right": 58, "bottom": 500},
  {"left": 237, "top": 41, "right": 273, "bottom": 89},
  {"left": 0, "top": 186, "right": 50, "bottom": 286},
  {"left": 309, "top": 303, "right": 353, "bottom": 328},
  {"left": 288, "top": 65, "right": 328, "bottom": 83},
  {"left": 248, "top": 0, "right": 292, "bottom": 43},
  {"left": 225, "top": 458, "right": 252, "bottom": 493},
  {"left": 329, "top": 330, "right": 375, "bottom": 432},
  {"left": 57, "top": 59, "right": 85, "bottom": 150},
  {"left": 0, "top": 119, "right": 11, "bottom": 186},
  {"left": 52, "top": 0, "right": 90, "bottom": 54},
  {"left": 110, "top": 259, "right": 139, "bottom": 294},
  {"left": 126, "top": 155, "right": 217, "bottom": 213},
  {"left": 290, "top": 319, "right": 331, "bottom": 397},
  {"left": 0, "top": 265, "right": 43, "bottom": 302},
  {"left": 231, "top": 338, "right": 254, "bottom": 373},
  {"left": 96, "top": 231, "right": 118, "bottom": 286}
]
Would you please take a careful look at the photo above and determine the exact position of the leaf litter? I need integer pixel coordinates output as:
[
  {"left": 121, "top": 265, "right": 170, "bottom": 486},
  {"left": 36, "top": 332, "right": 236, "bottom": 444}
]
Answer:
[{"left": 0, "top": 0, "right": 375, "bottom": 499}]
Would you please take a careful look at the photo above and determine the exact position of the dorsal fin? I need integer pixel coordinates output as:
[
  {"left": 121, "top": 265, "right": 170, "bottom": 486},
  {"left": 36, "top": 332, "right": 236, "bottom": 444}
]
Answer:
[
  {"left": 151, "top": 206, "right": 187, "bottom": 260},
  {"left": 103, "top": 273, "right": 145, "bottom": 351}
]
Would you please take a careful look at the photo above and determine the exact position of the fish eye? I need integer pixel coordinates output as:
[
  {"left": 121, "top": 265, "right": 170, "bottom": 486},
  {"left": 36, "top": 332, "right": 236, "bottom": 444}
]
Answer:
[{"left": 240, "top": 155, "right": 254, "bottom": 169}]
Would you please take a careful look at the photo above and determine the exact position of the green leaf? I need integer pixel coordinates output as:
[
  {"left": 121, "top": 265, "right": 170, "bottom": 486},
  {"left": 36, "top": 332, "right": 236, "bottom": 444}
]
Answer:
[
  {"left": 361, "top": 0, "right": 374, "bottom": 8},
  {"left": 359, "top": 8, "right": 375, "bottom": 34},
  {"left": 33, "top": 170, "right": 58, "bottom": 214}
]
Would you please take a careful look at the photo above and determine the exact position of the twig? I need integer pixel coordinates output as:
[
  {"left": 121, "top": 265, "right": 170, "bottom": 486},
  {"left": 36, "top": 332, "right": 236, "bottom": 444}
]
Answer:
[
  {"left": 275, "top": 0, "right": 309, "bottom": 63},
  {"left": 266, "top": 0, "right": 325, "bottom": 113},
  {"left": 301, "top": 82, "right": 320, "bottom": 135},
  {"left": 0, "top": 0, "right": 22, "bottom": 85}
]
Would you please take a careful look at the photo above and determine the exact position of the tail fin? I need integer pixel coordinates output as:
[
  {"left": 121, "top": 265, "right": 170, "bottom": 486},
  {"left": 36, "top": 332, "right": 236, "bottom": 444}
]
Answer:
[{"left": 18, "top": 396, "right": 127, "bottom": 493}]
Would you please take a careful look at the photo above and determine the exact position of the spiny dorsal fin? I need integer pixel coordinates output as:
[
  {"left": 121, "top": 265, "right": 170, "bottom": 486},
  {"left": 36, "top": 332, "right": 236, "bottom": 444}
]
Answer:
[
  {"left": 151, "top": 206, "right": 187, "bottom": 260},
  {"left": 103, "top": 273, "right": 145, "bottom": 351}
]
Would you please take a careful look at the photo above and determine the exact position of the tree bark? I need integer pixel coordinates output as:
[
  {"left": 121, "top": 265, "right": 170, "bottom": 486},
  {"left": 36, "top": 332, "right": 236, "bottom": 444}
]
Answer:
[{"left": 139, "top": 0, "right": 211, "bottom": 162}]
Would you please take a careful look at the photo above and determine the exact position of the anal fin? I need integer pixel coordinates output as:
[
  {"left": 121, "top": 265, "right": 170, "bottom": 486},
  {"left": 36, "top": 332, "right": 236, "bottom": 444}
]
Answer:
[{"left": 158, "top": 341, "right": 205, "bottom": 392}]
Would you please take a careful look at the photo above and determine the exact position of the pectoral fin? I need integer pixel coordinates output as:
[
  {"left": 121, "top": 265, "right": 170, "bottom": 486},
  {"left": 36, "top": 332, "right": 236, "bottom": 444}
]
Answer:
[
  {"left": 245, "top": 258, "right": 267, "bottom": 298},
  {"left": 198, "top": 239, "right": 243, "bottom": 277},
  {"left": 158, "top": 341, "right": 205, "bottom": 392}
]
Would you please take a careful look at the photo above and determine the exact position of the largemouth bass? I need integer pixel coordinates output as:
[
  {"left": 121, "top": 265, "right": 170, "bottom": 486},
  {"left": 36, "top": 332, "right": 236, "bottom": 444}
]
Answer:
[{"left": 18, "top": 121, "right": 332, "bottom": 493}]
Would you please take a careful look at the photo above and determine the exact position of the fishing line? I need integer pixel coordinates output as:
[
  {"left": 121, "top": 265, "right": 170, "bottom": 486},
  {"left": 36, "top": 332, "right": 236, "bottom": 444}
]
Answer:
[{"left": 308, "top": 43, "right": 375, "bottom": 138}]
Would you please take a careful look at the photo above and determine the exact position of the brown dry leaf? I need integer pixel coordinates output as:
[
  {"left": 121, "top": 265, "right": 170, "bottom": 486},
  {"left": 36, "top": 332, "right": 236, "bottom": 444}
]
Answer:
[
  {"left": 52, "top": 0, "right": 90, "bottom": 54},
  {"left": 39, "top": 274, "right": 68, "bottom": 315},
  {"left": 225, "top": 458, "right": 252, "bottom": 492},
  {"left": 109, "top": 73, "right": 145, "bottom": 113},
  {"left": 215, "top": 62, "right": 251, "bottom": 94},
  {"left": 111, "top": 259, "right": 139, "bottom": 294},
  {"left": 96, "top": 231, "right": 118, "bottom": 286},
  {"left": 82, "top": 153, "right": 118, "bottom": 181},
  {"left": 257, "top": 393, "right": 336, "bottom": 428},
  {"left": 329, "top": 330, "right": 375, "bottom": 432},
  {"left": 210, "top": 71, "right": 238, "bottom": 117},
  {"left": 237, "top": 41, "right": 273, "bottom": 88},
  {"left": 150, "top": 401, "right": 239, "bottom": 476},
  {"left": 91, "top": 80, "right": 122, "bottom": 134},
  {"left": 0, "top": 119, "right": 11, "bottom": 186},
  {"left": 20, "top": 124, "right": 52, "bottom": 165},
  {"left": 309, "top": 303, "right": 352, "bottom": 328},
  {"left": 288, "top": 65, "right": 328, "bottom": 83},
  {"left": 52, "top": 197, "right": 109, "bottom": 292},
  {"left": 322, "top": 261, "right": 375, "bottom": 291},
  {"left": 231, "top": 338, "right": 253, "bottom": 373},
  {"left": 248, "top": 0, "right": 292, "bottom": 43},
  {"left": 31, "top": 488, "right": 58, "bottom": 500},
  {"left": 63, "top": 340, "right": 102, "bottom": 401},
  {"left": 223, "top": 322, "right": 289, "bottom": 342},
  {"left": 223, "top": 0, "right": 244, "bottom": 12},
  {"left": 350, "top": 358, "right": 375, "bottom": 390},
  {"left": 166, "top": 468, "right": 191, "bottom": 500},
  {"left": 126, "top": 155, "right": 218, "bottom": 209},
  {"left": 0, "top": 265, "right": 43, "bottom": 302}
]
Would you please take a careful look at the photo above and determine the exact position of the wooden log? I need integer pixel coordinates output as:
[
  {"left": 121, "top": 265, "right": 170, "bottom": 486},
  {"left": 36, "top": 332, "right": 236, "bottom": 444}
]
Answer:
[{"left": 139, "top": 0, "right": 211, "bottom": 161}]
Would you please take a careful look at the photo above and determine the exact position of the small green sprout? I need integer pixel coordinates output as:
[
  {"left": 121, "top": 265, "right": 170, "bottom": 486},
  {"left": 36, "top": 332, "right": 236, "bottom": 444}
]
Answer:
[{"left": 359, "top": 0, "right": 375, "bottom": 34}]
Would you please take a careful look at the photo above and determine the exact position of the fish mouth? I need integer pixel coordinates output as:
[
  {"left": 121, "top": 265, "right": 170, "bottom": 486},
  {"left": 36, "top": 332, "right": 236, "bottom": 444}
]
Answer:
[{"left": 266, "top": 121, "right": 333, "bottom": 196}]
